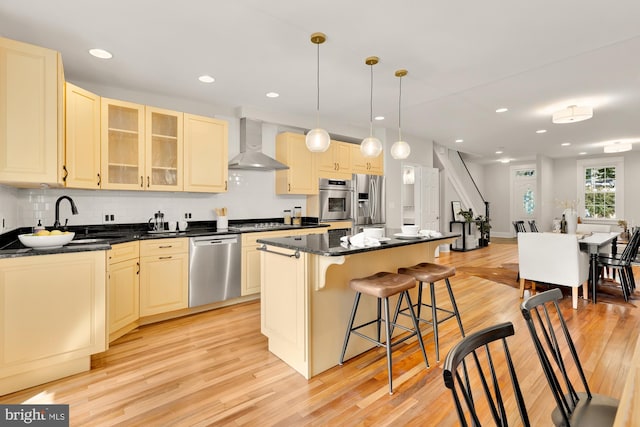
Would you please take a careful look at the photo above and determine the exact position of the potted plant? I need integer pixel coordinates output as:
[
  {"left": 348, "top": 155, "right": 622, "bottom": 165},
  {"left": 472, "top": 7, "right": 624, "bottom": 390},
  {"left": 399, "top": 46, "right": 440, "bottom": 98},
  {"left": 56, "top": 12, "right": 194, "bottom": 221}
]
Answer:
[
  {"left": 458, "top": 209, "right": 474, "bottom": 222},
  {"left": 475, "top": 215, "right": 491, "bottom": 247}
]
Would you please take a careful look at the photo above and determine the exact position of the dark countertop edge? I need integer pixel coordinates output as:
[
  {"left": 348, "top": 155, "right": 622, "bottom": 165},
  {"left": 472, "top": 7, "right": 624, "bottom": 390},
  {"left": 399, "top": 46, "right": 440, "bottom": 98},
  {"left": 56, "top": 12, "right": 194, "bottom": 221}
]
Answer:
[
  {"left": 0, "top": 222, "right": 330, "bottom": 258},
  {"left": 256, "top": 233, "right": 460, "bottom": 257}
]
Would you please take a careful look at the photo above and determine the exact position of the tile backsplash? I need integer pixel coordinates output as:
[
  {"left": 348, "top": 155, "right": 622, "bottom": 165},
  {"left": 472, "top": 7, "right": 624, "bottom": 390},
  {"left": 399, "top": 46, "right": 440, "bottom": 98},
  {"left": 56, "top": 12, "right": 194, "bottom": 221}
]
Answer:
[{"left": 1, "top": 170, "right": 306, "bottom": 231}]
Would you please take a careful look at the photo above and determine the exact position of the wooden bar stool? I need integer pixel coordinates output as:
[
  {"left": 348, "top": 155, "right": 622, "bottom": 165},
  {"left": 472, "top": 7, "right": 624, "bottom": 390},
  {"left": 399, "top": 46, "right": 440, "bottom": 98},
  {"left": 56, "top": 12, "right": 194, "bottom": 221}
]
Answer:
[
  {"left": 396, "top": 262, "right": 465, "bottom": 361},
  {"left": 339, "top": 271, "right": 429, "bottom": 395}
]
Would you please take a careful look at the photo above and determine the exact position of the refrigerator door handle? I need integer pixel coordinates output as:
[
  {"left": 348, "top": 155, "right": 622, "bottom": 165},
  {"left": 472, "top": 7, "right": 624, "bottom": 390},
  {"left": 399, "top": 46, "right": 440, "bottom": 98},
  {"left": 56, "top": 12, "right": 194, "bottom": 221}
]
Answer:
[{"left": 369, "top": 179, "right": 375, "bottom": 221}]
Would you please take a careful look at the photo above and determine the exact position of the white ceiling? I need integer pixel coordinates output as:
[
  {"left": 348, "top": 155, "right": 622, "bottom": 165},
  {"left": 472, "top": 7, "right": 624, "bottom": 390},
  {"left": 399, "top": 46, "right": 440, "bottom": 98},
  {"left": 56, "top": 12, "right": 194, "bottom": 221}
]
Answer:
[{"left": 2, "top": 0, "right": 640, "bottom": 163}]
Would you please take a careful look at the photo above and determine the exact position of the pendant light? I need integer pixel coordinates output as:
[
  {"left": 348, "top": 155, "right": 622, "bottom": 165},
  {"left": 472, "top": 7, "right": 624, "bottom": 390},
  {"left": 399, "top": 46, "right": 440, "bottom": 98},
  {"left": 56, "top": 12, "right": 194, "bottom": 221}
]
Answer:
[
  {"left": 360, "top": 56, "right": 383, "bottom": 158},
  {"left": 305, "top": 32, "right": 331, "bottom": 152},
  {"left": 390, "top": 69, "right": 411, "bottom": 159}
]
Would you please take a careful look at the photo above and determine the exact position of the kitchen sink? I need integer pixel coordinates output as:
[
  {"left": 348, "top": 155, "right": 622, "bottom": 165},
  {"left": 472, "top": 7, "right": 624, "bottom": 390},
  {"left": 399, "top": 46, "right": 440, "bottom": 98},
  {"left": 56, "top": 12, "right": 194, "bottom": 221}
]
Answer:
[{"left": 68, "top": 238, "right": 110, "bottom": 244}]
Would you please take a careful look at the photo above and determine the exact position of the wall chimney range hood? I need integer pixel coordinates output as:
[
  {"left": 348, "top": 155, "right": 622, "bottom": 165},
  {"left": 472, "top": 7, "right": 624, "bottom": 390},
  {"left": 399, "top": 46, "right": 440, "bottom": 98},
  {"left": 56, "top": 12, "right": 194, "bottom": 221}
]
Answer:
[{"left": 228, "top": 118, "right": 289, "bottom": 170}]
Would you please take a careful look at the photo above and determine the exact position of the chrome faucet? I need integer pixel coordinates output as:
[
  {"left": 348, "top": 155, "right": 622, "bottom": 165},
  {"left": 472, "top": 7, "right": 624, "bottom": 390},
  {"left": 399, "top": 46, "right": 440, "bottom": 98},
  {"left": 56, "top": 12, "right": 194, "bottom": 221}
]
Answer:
[{"left": 53, "top": 195, "right": 79, "bottom": 229}]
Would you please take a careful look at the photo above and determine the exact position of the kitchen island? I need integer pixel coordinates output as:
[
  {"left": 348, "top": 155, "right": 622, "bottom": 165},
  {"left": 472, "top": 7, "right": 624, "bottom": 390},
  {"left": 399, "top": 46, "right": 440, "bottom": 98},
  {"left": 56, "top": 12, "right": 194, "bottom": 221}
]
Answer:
[{"left": 256, "top": 232, "right": 458, "bottom": 379}]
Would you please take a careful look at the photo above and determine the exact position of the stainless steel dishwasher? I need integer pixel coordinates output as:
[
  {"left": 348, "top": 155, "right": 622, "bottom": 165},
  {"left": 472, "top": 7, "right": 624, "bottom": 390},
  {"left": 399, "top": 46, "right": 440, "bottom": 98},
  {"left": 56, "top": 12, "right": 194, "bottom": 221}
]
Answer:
[{"left": 188, "top": 234, "right": 241, "bottom": 307}]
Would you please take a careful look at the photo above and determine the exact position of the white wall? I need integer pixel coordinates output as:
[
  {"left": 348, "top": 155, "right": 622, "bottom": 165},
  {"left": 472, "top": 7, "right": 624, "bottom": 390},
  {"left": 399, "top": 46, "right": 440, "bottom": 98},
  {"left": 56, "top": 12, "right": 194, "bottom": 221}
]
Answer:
[
  {"left": 0, "top": 185, "right": 19, "bottom": 232},
  {"left": 384, "top": 128, "right": 434, "bottom": 229},
  {"left": 481, "top": 151, "right": 640, "bottom": 236}
]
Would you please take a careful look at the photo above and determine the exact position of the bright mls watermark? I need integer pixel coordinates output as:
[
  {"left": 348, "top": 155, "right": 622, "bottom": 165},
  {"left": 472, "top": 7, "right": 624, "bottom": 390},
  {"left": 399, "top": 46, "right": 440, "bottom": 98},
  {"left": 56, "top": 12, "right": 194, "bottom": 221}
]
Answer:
[{"left": 1, "top": 405, "right": 69, "bottom": 426}]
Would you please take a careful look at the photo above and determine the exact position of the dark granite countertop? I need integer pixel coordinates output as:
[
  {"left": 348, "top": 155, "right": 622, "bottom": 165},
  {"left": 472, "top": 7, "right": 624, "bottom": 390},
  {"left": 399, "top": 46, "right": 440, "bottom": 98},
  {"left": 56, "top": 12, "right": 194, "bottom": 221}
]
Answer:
[
  {"left": 0, "top": 219, "right": 329, "bottom": 259},
  {"left": 256, "top": 231, "right": 459, "bottom": 257}
]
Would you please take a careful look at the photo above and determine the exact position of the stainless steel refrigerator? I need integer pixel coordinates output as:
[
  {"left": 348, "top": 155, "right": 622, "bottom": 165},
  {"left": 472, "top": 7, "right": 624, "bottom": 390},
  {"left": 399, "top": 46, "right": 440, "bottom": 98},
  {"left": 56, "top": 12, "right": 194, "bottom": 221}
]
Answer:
[{"left": 352, "top": 174, "right": 386, "bottom": 231}]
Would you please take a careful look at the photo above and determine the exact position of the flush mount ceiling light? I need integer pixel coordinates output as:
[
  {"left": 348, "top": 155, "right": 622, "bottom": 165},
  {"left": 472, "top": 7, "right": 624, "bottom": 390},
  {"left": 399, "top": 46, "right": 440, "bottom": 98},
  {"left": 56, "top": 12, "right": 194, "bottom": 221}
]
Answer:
[
  {"left": 390, "top": 69, "right": 410, "bottom": 160},
  {"left": 604, "top": 141, "right": 632, "bottom": 153},
  {"left": 552, "top": 105, "right": 593, "bottom": 124},
  {"left": 198, "top": 75, "right": 215, "bottom": 83},
  {"left": 305, "top": 32, "right": 331, "bottom": 153},
  {"left": 265, "top": 92, "right": 279, "bottom": 98},
  {"left": 88, "top": 48, "right": 112, "bottom": 59},
  {"left": 495, "top": 107, "right": 509, "bottom": 113},
  {"left": 361, "top": 56, "right": 383, "bottom": 158}
]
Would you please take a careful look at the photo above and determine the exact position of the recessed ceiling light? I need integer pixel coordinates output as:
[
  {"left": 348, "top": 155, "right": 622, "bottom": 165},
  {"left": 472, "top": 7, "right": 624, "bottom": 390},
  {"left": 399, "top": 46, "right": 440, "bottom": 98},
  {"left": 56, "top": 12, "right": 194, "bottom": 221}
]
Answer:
[
  {"left": 374, "top": 116, "right": 385, "bottom": 121},
  {"left": 578, "top": 152, "right": 587, "bottom": 155},
  {"left": 495, "top": 107, "right": 508, "bottom": 113},
  {"left": 536, "top": 129, "right": 547, "bottom": 134},
  {"left": 455, "top": 139, "right": 464, "bottom": 143},
  {"left": 265, "top": 92, "right": 279, "bottom": 98},
  {"left": 89, "top": 48, "right": 112, "bottom": 59},
  {"left": 561, "top": 142, "right": 571, "bottom": 146},
  {"left": 495, "top": 150, "right": 504, "bottom": 154},
  {"left": 500, "top": 158, "right": 510, "bottom": 164},
  {"left": 198, "top": 75, "right": 215, "bottom": 83}
]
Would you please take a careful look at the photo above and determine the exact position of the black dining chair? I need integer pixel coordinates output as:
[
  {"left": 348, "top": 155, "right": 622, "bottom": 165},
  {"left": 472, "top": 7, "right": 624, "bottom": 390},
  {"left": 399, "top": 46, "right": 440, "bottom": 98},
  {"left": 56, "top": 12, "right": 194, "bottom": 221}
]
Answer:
[
  {"left": 528, "top": 220, "right": 539, "bottom": 232},
  {"left": 521, "top": 289, "right": 619, "bottom": 426},
  {"left": 442, "top": 322, "right": 530, "bottom": 426},
  {"left": 597, "top": 228, "right": 640, "bottom": 301},
  {"left": 513, "top": 221, "right": 527, "bottom": 234}
]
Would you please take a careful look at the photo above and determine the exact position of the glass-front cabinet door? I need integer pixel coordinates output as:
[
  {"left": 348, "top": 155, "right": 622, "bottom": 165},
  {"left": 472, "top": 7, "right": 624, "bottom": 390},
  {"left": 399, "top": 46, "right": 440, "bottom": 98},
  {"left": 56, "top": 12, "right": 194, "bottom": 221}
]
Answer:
[
  {"left": 145, "top": 107, "right": 183, "bottom": 191},
  {"left": 101, "top": 98, "right": 145, "bottom": 190}
]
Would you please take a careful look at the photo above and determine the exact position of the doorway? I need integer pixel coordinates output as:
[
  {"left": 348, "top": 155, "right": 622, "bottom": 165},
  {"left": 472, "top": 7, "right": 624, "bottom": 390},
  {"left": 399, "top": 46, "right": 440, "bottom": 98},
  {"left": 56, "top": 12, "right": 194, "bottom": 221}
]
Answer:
[{"left": 510, "top": 165, "right": 537, "bottom": 235}]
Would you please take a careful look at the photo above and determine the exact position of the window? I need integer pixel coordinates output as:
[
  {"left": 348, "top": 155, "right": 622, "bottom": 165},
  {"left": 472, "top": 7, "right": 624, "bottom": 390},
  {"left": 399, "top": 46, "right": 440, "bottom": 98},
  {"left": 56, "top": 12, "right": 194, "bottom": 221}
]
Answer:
[{"left": 577, "top": 157, "right": 624, "bottom": 219}]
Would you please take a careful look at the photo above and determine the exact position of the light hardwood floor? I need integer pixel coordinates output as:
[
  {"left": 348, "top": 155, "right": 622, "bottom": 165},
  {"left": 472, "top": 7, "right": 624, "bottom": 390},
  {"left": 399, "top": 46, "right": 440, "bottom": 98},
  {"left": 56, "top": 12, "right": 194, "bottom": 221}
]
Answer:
[{"left": 2, "top": 241, "right": 639, "bottom": 426}]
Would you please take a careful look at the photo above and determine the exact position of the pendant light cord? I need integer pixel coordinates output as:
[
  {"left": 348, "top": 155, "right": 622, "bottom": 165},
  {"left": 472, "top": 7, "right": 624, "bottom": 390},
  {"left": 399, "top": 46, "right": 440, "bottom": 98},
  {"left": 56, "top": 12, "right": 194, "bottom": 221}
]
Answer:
[
  {"left": 398, "top": 76, "right": 402, "bottom": 141},
  {"left": 369, "top": 64, "right": 374, "bottom": 135},
  {"left": 316, "top": 41, "right": 320, "bottom": 128}
]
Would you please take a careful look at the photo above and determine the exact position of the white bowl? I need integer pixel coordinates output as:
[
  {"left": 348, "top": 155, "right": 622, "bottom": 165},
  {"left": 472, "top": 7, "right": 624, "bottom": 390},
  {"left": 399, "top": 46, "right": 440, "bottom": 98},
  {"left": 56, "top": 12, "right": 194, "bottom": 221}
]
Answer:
[
  {"left": 363, "top": 227, "right": 384, "bottom": 239},
  {"left": 18, "top": 232, "right": 75, "bottom": 249},
  {"left": 401, "top": 225, "right": 420, "bottom": 236}
]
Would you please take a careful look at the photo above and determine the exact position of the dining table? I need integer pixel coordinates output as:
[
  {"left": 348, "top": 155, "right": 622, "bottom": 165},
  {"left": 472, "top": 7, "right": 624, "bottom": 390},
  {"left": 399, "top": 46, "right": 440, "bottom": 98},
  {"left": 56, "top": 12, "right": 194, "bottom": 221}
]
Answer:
[{"left": 578, "top": 231, "right": 620, "bottom": 304}]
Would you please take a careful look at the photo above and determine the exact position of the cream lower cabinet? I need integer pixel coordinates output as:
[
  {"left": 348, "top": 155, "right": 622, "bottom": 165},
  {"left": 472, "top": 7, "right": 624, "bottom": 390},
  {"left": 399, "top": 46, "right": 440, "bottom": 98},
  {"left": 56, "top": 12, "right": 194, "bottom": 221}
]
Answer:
[
  {"left": 0, "top": 37, "right": 64, "bottom": 187},
  {"left": 242, "top": 228, "right": 326, "bottom": 296},
  {"left": 0, "top": 250, "right": 106, "bottom": 395},
  {"left": 107, "top": 241, "right": 140, "bottom": 343},
  {"left": 139, "top": 238, "right": 188, "bottom": 316}
]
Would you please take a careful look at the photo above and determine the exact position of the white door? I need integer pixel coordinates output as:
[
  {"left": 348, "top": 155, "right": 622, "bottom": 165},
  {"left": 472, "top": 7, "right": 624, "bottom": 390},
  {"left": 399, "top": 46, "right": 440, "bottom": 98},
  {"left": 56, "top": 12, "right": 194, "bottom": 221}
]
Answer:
[
  {"left": 510, "top": 166, "right": 537, "bottom": 235},
  {"left": 422, "top": 167, "right": 440, "bottom": 231}
]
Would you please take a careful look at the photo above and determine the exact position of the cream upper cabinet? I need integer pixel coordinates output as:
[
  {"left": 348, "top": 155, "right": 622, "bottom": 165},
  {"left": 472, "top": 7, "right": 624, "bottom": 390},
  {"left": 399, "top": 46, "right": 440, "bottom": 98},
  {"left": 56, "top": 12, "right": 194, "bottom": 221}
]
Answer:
[
  {"left": 0, "top": 37, "right": 63, "bottom": 187},
  {"left": 145, "top": 106, "right": 183, "bottom": 191},
  {"left": 275, "top": 132, "right": 318, "bottom": 194},
  {"left": 183, "top": 113, "right": 228, "bottom": 193},
  {"left": 316, "top": 141, "right": 352, "bottom": 179},
  {"left": 101, "top": 97, "right": 145, "bottom": 190},
  {"left": 65, "top": 83, "right": 101, "bottom": 188},
  {"left": 350, "top": 144, "right": 384, "bottom": 175}
]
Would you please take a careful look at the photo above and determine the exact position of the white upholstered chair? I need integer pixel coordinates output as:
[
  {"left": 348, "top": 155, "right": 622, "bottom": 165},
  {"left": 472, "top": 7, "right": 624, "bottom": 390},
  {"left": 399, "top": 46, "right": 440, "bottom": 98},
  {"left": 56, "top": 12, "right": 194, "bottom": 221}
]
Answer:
[{"left": 517, "top": 232, "right": 589, "bottom": 309}]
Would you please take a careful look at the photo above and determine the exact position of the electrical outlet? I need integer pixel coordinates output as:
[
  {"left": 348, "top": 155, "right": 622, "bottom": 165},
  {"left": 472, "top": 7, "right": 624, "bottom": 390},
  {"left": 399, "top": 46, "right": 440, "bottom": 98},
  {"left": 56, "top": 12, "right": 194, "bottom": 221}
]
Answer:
[
  {"left": 184, "top": 212, "right": 192, "bottom": 219},
  {"left": 103, "top": 213, "right": 116, "bottom": 223}
]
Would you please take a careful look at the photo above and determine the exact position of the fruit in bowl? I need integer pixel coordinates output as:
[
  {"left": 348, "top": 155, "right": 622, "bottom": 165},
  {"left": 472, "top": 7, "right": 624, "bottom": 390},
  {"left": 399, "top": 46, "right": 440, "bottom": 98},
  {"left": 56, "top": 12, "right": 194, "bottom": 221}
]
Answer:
[{"left": 18, "top": 231, "right": 75, "bottom": 249}]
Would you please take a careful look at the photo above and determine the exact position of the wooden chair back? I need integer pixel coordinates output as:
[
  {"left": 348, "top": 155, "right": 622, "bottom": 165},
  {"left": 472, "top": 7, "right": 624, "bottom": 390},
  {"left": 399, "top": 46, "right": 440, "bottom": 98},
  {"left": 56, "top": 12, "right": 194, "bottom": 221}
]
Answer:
[{"left": 443, "top": 322, "right": 530, "bottom": 426}]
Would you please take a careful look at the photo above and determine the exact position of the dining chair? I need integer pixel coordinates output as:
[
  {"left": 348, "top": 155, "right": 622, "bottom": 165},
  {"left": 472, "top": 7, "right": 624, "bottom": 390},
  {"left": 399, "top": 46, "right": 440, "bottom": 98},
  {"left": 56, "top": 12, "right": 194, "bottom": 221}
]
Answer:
[
  {"left": 597, "top": 228, "right": 640, "bottom": 301},
  {"left": 442, "top": 322, "right": 530, "bottom": 426},
  {"left": 521, "top": 289, "right": 619, "bottom": 426},
  {"left": 528, "top": 220, "right": 539, "bottom": 232},
  {"left": 513, "top": 221, "right": 527, "bottom": 234}
]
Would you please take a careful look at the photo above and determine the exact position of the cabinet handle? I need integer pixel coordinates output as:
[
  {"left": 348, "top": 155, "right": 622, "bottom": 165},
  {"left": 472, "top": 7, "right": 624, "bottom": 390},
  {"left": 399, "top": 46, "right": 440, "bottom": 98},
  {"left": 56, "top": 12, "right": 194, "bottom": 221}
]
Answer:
[
  {"left": 288, "top": 183, "right": 291, "bottom": 192},
  {"left": 62, "top": 165, "right": 68, "bottom": 182},
  {"left": 225, "top": 180, "right": 228, "bottom": 191},
  {"left": 140, "top": 176, "right": 144, "bottom": 187},
  {"left": 97, "top": 173, "right": 101, "bottom": 186},
  {"left": 159, "top": 245, "right": 173, "bottom": 248},
  {"left": 147, "top": 176, "right": 150, "bottom": 187},
  {"left": 159, "top": 256, "right": 172, "bottom": 260},
  {"left": 136, "top": 261, "right": 140, "bottom": 275}
]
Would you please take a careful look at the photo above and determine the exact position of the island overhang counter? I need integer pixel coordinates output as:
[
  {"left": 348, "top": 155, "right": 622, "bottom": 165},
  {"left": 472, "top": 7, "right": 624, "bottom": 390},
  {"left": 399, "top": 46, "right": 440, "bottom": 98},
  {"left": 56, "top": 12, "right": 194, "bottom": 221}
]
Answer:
[{"left": 256, "top": 232, "right": 458, "bottom": 379}]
